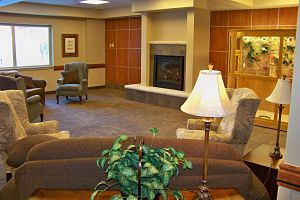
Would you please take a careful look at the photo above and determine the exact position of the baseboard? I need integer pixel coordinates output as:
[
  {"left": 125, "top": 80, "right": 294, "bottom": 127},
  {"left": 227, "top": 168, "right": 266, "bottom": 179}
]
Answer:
[{"left": 45, "top": 85, "right": 106, "bottom": 94}]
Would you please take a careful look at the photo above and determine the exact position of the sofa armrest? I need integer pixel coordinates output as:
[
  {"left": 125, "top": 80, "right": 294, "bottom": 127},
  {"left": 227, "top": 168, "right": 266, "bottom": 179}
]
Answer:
[
  {"left": 15, "top": 157, "right": 107, "bottom": 200},
  {"left": 26, "top": 95, "right": 41, "bottom": 105},
  {"left": 32, "top": 79, "right": 46, "bottom": 89},
  {"left": 81, "top": 79, "right": 88, "bottom": 86}
]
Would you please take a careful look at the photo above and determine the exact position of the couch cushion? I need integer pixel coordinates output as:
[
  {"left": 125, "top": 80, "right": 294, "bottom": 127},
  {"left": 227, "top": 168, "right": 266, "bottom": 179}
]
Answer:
[
  {"left": 61, "top": 69, "right": 79, "bottom": 84},
  {"left": 6, "top": 135, "right": 57, "bottom": 168},
  {"left": 27, "top": 136, "right": 135, "bottom": 161},
  {"left": 56, "top": 84, "right": 80, "bottom": 92},
  {"left": 15, "top": 74, "right": 35, "bottom": 89}
]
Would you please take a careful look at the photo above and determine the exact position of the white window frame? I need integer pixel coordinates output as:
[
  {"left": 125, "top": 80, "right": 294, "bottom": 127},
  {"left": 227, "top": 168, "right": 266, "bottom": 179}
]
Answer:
[{"left": 0, "top": 23, "right": 53, "bottom": 69}]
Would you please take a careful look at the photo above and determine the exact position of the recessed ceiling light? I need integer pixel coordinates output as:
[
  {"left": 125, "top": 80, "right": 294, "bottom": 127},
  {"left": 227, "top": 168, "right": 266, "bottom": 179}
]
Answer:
[{"left": 80, "top": 0, "right": 109, "bottom": 5}]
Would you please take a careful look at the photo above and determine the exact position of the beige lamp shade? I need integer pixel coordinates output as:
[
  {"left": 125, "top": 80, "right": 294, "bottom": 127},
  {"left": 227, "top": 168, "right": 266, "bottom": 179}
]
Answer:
[
  {"left": 266, "top": 79, "right": 291, "bottom": 105},
  {"left": 181, "top": 70, "right": 233, "bottom": 117}
]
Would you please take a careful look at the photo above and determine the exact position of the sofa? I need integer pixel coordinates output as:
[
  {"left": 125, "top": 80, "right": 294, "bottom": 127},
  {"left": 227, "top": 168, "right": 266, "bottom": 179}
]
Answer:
[
  {"left": 0, "top": 136, "right": 269, "bottom": 200},
  {"left": 0, "top": 70, "right": 47, "bottom": 105}
]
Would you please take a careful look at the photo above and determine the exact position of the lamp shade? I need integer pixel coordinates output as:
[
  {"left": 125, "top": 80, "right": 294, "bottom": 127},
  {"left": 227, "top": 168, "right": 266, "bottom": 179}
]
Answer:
[
  {"left": 266, "top": 78, "right": 291, "bottom": 105},
  {"left": 181, "top": 70, "right": 233, "bottom": 117}
]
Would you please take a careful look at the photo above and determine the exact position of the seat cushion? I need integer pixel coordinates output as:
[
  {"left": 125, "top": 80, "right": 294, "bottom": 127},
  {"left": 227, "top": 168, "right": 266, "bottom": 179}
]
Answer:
[
  {"left": 57, "top": 84, "right": 81, "bottom": 91},
  {"left": 61, "top": 69, "right": 79, "bottom": 84}
]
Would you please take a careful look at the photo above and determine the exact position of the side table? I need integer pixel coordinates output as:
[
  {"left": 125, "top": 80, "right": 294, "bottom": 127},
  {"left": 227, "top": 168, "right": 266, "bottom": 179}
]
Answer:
[{"left": 243, "top": 144, "right": 285, "bottom": 200}]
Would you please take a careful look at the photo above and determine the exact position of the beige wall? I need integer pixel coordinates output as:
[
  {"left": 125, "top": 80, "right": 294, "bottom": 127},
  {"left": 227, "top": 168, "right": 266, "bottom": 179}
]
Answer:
[
  {"left": 149, "top": 11, "right": 187, "bottom": 41},
  {"left": 0, "top": 13, "right": 105, "bottom": 91}
]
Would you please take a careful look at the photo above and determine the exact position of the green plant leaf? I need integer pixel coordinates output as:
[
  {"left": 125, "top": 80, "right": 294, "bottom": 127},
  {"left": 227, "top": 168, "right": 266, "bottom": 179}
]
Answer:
[
  {"left": 149, "top": 127, "right": 158, "bottom": 135},
  {"left": 121, "top": 167, "right": 136, "bottom": 177},
  {"left": 172, "top": 190, "right": 184, "bottom": 200},
  {"left": 176, "top": 151, "right": 185, "bottom": 159},
  {"left": 127, "top": 144, "right": 136, "bottom": 150},
  {"left": 160, "top": 190, "right": 167, "bottom": 200},
  {"left": 183, "top": 160, "right": 193, "bottom": 169},
  {"left": 166, "top": 147, "right": 176, "bottom": 155},
  {"left": 101, "top": 149, "right": 110, "bottom": 156},
  {"left": 126, "top": 195, "right": 138, "bottom": 200},
  {"left": 118, "top": 135, "right": 129, "bottom": 142},
  {"left": 90, "top": 190, "right": 100, "bottom": 200},
  {"left": 110, "top": 154, "right": 121, "bottom": 163},
  {"left": 97, "top": 157, "right": 107, "bottom": 169},
  {"left": 111, "top": 194, "right": 123, "bottom": 200},
  {"left": 162, "top": 164, "right": 174, "bottom": 172},
  {"left": 112, "top": 143, "right": 122, "bottom": 151}
]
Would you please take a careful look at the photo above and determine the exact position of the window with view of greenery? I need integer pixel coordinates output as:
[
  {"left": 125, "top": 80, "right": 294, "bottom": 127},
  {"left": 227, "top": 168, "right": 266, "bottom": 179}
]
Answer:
[{"left": 0, "top": 24, "right": 51, "bottom": 69}]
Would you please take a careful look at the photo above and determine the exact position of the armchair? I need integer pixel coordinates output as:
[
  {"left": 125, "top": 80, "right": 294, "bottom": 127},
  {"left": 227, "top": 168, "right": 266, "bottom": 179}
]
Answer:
[
  {"left": 0, "top": 75, "right": 43, "bottom": 122},
  {"left": 176, "top": 88, "right": 261, "bottom": 153},
  {"left": 0, "top": 90, "right": 70, "bottom": 188},
  {"left": 56, "top": 62, "right": 89, "bottom": 104}
]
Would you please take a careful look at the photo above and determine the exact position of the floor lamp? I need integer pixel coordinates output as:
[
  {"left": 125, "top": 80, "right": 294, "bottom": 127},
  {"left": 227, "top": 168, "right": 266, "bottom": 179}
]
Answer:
[
  {"left": 266, "top": 76, "right": 291, "bottom": 159},
  {"left": 181, "top": 68, "right": 233, "bottom": 200}
]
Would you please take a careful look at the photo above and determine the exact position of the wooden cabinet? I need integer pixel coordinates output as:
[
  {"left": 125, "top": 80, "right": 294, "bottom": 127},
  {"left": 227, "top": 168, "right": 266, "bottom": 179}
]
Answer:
[{"left": 227, "top": 29, "right": 296, "bottom": 130}]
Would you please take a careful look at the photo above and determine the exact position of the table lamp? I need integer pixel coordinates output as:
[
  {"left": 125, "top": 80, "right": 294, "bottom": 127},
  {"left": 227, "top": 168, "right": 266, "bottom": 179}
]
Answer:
[
  {"left": 266, "top": 76, "right": 291, "bottom": 159},
  {"left": 181, "top": 66, "right": 233, "bottom": 200}
]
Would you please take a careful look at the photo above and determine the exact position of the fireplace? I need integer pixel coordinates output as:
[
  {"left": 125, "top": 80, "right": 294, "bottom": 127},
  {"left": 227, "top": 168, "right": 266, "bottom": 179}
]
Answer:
[{"left": 153, "top": 55, "right": 184, "bottom": 91}]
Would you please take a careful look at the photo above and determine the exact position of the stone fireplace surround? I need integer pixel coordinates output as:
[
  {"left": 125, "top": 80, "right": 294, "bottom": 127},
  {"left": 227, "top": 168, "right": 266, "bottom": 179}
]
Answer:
[{"left": 125, "top": 42, "right": 189, "bottom": 109}]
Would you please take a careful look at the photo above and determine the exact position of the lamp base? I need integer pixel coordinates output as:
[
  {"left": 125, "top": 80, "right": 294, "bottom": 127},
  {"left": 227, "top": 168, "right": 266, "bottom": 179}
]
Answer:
[
  {"left": 269, "top": 146, "right": 283, "bottom": 159},
  {"left": 193, "top": 181, "right": 213, "bottom": 200}
]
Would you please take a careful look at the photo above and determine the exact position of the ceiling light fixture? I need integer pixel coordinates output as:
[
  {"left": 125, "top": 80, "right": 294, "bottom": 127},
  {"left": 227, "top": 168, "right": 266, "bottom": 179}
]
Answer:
[{"left": 80, "top": 0, "right": 109, "bottom": 5}]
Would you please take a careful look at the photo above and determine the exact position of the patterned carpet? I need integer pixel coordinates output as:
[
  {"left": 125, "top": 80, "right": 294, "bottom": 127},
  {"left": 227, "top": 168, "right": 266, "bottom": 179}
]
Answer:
[{"left": 44, "top": 88, "right": 287, "bottom": 155}]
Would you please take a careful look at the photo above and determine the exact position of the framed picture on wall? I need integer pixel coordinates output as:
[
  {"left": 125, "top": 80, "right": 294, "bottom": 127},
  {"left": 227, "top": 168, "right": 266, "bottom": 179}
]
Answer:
[{"left": 62, "top": 34, "right": 78, "bottom": 57}]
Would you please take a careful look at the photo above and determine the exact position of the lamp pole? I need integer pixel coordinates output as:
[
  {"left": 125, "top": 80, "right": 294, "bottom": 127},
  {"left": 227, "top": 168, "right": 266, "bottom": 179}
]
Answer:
[{"left": 194, "top": 118, "right": 213, "bottom": 200}]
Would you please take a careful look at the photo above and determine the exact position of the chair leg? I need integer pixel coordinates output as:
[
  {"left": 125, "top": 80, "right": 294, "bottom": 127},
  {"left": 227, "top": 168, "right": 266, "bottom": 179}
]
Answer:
[
  {"left": 66, "top": 96, "right": 69, "bottom": 100},
  {"left": 56, "top": 95, "right": 59, "bottom": 104},
  {"left": 79, "top": 96, "right": 82, "bottom": 104},
  {"left": 86, "top": 94, "right": 88, "bottom": 100},
  {"left": 40, "top": 114, "right": 44, "bottom": 122}
]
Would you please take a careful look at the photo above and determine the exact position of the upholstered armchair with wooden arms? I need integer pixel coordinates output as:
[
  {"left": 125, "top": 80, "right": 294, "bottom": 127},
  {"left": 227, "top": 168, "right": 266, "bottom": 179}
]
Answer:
[
  {"left": 0, "top": 75, "right": 44, "bottom": 122},
  {"left": 56, "top": 62, "right": 89, "bottom": 104},
  {"left": 176, "top": 88, "right": 261, "bottom": 153}
]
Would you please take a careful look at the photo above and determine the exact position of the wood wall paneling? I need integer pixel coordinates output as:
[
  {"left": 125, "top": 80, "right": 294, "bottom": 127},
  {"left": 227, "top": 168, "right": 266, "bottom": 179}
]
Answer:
[
  {"left": 210, "top": 11, "right": 228, "bottom": 26},
  {"left": 228, "top": 10, "right": 252, "bottom": 27},
  {"left": 105, "top": 16, "right": 141, "bottom": 87},
  {"left": 252, "top": 9, "right": 279, "bottom": 26},
  {"left": 209, "top": 51, "right": 227, "bottom": 75},
  {"left": 279, "top": 7, "right": 298, "bottom": 26},
  {"left": 129, "top": 49, "right": 141, "bottom": 68},
  {"left": 210, "top": 27, "right": 228, "bottom": 51}
]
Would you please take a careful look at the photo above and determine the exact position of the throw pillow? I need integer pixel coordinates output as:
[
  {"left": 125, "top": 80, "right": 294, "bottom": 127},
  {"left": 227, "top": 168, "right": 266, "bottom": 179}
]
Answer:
[
  {"left": 15, "top": 74, "right": 35, "bottom": 89},
  {"left": 6, "top": 135, "right": 57, "bottom": 168},
  {"left": 61, "top": 69, "right": 79, "bottom": 84}
]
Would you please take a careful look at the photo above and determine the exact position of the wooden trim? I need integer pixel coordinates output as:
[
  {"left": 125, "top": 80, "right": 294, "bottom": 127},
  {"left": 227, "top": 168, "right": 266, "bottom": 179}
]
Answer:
[
  {"left": 53, "top": 63, "right": 105, "bottom": 71},
  {"left": 89, "top": 64, "right": 105, "bottom": 69},
  {"left": 277, "top": 163, "right": 300, "bottom": 192},
  {"left": 53, "top": 65, "right": 64, "bottom": 71},
  {"left": 254, "top": 118, "right": 288, "bottom": 131}
]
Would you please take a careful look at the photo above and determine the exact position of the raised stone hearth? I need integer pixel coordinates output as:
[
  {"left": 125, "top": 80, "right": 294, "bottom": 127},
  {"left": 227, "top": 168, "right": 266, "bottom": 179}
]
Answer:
[{"left": 125, "top": 84, "right": 189, "bottom": 109}]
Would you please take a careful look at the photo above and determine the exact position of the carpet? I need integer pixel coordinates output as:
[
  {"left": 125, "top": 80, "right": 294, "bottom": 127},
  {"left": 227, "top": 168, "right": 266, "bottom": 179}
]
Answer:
[{"left": 44, "top": 88, "right": 287, "bottom": 154}]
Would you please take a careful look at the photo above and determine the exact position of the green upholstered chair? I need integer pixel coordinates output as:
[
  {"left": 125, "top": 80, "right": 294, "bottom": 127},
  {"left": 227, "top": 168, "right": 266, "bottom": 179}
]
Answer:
[{"left": 56, "top": 62, "right": 89, "bottom": 104}]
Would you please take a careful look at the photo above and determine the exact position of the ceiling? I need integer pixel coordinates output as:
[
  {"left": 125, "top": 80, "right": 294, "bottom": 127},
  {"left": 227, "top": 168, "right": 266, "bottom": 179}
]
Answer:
[{"left": 0, "top": 0, "right": 133, "bottom": 9}]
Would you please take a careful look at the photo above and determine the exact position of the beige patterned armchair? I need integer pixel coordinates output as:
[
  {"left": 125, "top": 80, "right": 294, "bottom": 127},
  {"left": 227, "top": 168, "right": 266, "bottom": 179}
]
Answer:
[
  {"left": 0, "top": 90, "right": 69, "bottom": 188},
  {"left": 176, "top": 88, "right": 261, "bottom": 153}
]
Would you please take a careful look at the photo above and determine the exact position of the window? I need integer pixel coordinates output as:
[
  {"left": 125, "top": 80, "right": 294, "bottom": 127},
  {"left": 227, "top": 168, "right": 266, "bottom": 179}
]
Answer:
[{"left": 0, "top": 24, "right": 51, "bottom": 69}]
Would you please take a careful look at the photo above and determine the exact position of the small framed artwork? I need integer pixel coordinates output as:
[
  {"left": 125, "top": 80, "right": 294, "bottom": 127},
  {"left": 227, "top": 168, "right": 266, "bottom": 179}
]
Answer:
[{"left": 62, "top": 34, "right": 78, "bottom": 57}]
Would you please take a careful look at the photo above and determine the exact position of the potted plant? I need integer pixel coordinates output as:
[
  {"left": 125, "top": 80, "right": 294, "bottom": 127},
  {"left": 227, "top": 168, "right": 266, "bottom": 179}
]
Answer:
[{"left": 91, "top": 128, "right": 192, "bottom": 200}]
